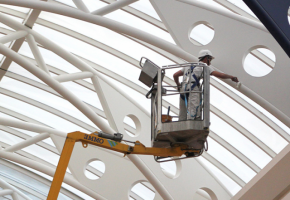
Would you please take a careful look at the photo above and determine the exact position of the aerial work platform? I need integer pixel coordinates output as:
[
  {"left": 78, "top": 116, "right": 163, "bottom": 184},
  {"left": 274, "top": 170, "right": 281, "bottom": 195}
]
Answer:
[{"left": 139, "top": 58, "right": 210, "bottom": 159}]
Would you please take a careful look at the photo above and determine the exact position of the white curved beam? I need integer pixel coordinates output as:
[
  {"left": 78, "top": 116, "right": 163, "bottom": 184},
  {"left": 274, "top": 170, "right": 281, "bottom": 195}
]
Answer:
[
  {"left": 26, "top": 34, "right": 50, "bottom": 74},
  {"left": 54, "top": 71, "right": 93, "bottom": 82},
  {"left": 0, "top": 30, "right": 27, "bottom": 44},
  {"left": 4, "top": 132, "right": 50, "bottom": 152},
  {"left": 0, "top": 125, "right": 58, "bottom": 154},
  {"left": 0, "top": 116, "right": 66, "bottom": 137},
  {"left": 92, "top": 0, "right": 139, "bottom": 16},
  {"left": 0, "top": 189, "right": 13, "bottom": 196},
  {"left": 72, "top": 0, "right": 89, "bottom": 13}
]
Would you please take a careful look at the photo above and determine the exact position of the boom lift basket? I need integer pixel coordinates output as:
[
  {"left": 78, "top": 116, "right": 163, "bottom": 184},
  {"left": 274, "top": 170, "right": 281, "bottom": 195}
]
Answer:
[{"left": 139, "top": 58, "right": 210, "bottom": 159}]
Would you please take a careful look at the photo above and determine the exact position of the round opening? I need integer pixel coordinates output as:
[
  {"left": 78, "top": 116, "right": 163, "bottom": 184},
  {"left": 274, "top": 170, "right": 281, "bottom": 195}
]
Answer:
[
  {"left": 192, "top": 188, "right": 218, "bottom": 200},
  {"left": 123, "top": 114, "right": 141, "bottom": 137},
  {"left": 243, "top": 46, "right": 276, "bottom": 77},
  {"left": 129, "top": 181, "right": 155, "bottom": 200},
  {"left": 159, "top": 158, "right": 181, "bottom": 179},
  {"left": 189, "top": 22, "right": 215, "bottom": 46},
  {"left": 84, "top": 159, "right": 105, "bottom": 180}
]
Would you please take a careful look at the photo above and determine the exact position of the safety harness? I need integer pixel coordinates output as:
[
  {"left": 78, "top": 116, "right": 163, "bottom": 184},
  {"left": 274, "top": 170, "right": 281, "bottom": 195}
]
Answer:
[{"left": 180, "top": 65, "right": 202, "bottom": 119}]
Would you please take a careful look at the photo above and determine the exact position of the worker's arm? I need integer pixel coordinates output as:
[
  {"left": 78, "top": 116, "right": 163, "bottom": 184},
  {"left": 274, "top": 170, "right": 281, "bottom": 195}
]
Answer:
[
  {"left": 173, "top": 70, "right": 183, "bottom": 90},
  {"left": 211, "top": 71, "right": 239, "bottom": 82}
]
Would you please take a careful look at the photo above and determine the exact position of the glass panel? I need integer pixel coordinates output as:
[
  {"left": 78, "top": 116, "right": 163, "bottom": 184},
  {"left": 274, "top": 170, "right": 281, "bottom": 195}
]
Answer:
[
  {"left": 131, "top": 182, "right": 155, "bottom": 200},
  {"left": 196, "top": 157, "right": 242, "bottom": 195},
  {"left": 82, "top": 0, "right": 108, "bottom": 12},
  {"left": 54, "top": 0, "right": 77, "bottom": 8},
  {"left": 0, "top": 77, "right": 99, "bottom": 130},
  {"left": 190, "top": 23, "right": 215, "bottom": 46},
  {"left": 210, "top": 113, "right": 272, "bottom": 168},
  {"left": 0, "top": 163, "right": 49, "bottom": 195},
  {"left": 227, "top": 0, "right": 257, "bottom": 18},
  {"left": 196, "top": 0, "right": 233, "bottom": 12},
  {"left": 104, "top": 76, "right": 151, "bottom": 112},
  {"left": 10, "top": 128, "right": 56, "bottom": 147},
  {"left": 19, "top": 40, "right": 81, "bottom": 74},
  {"left": 35, "top": 15, "right": 175, "bottom": 66},
  {"left": 0, "top": 91, "right": 89, "bottom": 133},
  {"left": 243, "top": 51, "right": 273, "bottom": 77},
  {"left": 106, "top": 10, "right": 175, "bottom": 44},
  {"left": 61, "top": 81, "right": 102, "bottom": 110},
  {"left": 0, "top": 129, "right": 24, "bottom": 146},
  {"left": 22, "top": 144, "right": 60, "bottom": 166},
  {"left": 0, "top": 129, "right": 59, "bottom": 167},
  {"left": 8, "top": 61, "right": 45, "bottom": 83},
  {"left": 15, "top": 188, "right": 41, "bottom": 200},
  {"left": 32, "top": 24, "right": 151, "bottom": 89},
  {"left": 211, "top": 86, "right": 288, "bottom": 153},
  {"left": 130, "top": 0, "right": 161, "bottom": 20},
  {"left": 0, "top": 163, "right": 73, "bottom": 200},
  {"left": 207, "top": 138, "right": 257, "bottom": 183},
  {"left": 0, "top": 5, "right": 30, "bottom": 14},
  {"left": 212, "top": 77, "right": 290, "bottom": 135}
]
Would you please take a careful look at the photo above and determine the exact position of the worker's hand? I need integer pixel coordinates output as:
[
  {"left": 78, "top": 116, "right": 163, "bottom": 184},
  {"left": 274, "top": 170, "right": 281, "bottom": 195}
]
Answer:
[{"left": 231, "top": 77, "right": 239, "bottom": 82}]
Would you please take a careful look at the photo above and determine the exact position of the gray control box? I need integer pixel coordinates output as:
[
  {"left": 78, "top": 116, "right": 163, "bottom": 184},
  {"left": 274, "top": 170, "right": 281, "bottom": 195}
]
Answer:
[{"left": 139, "top": 59, "right": 159, "bottom": 88}]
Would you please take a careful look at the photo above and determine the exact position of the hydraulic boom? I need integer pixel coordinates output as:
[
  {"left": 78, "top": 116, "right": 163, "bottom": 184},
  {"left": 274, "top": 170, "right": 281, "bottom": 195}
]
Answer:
[{"left": 48, "top": 131, "right": 200, "bottom": 199}]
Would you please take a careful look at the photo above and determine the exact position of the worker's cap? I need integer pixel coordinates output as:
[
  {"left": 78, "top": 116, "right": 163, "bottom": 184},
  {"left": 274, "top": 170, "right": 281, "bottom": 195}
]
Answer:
[{"left": 198, "top": 50, "right": 215, "bottom": 59}]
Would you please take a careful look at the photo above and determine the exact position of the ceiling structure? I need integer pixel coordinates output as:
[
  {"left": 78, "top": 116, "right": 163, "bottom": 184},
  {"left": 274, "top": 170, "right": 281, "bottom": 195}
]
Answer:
[{"left": 0, "top": 0, "right": 289, "bottom": 199}]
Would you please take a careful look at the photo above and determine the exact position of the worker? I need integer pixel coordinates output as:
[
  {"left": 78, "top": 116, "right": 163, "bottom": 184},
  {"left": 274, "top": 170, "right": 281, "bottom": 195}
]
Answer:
[{"left": 173, "top": 50, "right": 239, "bottom": 121}]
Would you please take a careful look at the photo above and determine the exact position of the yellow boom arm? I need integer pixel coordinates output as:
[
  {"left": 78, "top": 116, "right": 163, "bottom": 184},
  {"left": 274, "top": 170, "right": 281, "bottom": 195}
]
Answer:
[{"left": 48, "top": 131, "right": 199, "bottom": 199}]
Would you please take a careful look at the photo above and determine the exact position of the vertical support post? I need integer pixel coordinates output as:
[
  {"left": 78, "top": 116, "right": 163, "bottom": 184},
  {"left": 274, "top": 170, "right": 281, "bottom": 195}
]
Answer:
[
  {"left": 47, "top": 138, "right": 76, "bottom": 200},
  {"left": 203, "top": 65, "right": 210, "bottom": 128},
  {"left": 151, "top": 89, "right": 156, "bottom": 146},
  {"left": 156, "top": 68, "right": 162, "bottom": 134}
]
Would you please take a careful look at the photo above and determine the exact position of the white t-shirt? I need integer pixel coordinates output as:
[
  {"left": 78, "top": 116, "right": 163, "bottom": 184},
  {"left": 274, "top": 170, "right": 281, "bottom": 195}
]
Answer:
[{"left": 181, "top": 64, "right": 215, "bottom": 83}]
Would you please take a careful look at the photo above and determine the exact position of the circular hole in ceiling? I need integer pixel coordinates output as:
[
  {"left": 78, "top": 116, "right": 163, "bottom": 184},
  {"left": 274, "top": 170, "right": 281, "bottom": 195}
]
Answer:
[
  {"left": 159, "top": 157, "right": 182, "bottom": 179},
  {"left": 192, "top": 188, "right": 218, "bottom": 200},
  {"left": 129, "top": 181, "right": 155, "bottom": 200},
  {"left": 189, "top": 22, "right": 215, "bottom": 46},
  {"left": 243, "top": 46, "right": 276, "bottom": 77},
  {"left": 84, "top": 159, "right": 105, "bottom": 180},
  {"left": 123, "top": 114, "right": 141, "bottom": 137}
]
